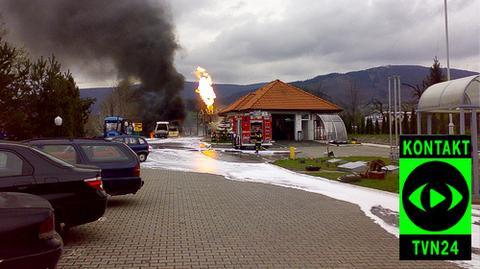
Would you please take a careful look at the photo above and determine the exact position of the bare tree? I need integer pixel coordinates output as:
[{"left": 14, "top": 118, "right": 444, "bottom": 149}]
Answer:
[
  {"left": 404, "top": 57, "right": 446, "bottom": 102},
  {"left": 342, "top": 78, "right": 360, "bottom": 133},
  {"left": 100, "top": 80, "right": 140, "bottom": 120},
  {"left": 369, "top": 98, "right": 385, "bottom": 114},
  {"left": 403, "top": 82, "right": 426, "bottom": 102},
  {"left": 84, "top": 79, "right": 142, "bottom": 135},
  {"left": 348, "top": 79, "right": 358, "bottom": 118}
]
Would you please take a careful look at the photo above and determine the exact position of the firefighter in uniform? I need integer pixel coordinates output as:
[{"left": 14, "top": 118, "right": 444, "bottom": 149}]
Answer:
[{"left": 252, "top": 126, "right": 263, "bottom": 154}]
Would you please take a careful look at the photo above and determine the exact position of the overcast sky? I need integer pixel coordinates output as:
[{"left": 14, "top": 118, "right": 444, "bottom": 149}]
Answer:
[
  {"left": 168, "top": 0, "right": 479, "bottom": 85},
  {"left": 2, "top": 0, "right": 478, "bottom": 87}
]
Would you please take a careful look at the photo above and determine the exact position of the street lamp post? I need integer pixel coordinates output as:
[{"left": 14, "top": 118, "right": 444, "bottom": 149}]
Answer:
[
  {"left": 444, "top": 0, "right": 455, "bottom": 134},
  {"left": 54, "top": 116, "right": 63, "bottom": 137}
]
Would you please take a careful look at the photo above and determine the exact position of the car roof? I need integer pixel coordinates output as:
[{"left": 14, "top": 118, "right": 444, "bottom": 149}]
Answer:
[
  {"left": 105, "top": 116, "right": 123, "bottom": 121},
  {"left": 0, "top": 141, "right": 34, "bottom": 149},
  {"left": 112, "top": 135, "right": 146, "bottom": 139},
  {"left": 0, "top": 192, "right": 52, "bottom": 209},
  {"left": 26, "top": 138, "right": 115, "bottom": 144}
]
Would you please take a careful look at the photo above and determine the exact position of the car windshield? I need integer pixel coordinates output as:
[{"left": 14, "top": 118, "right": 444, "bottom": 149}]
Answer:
[
  {"left": 156, "top": 124, "right": 168, "bottom": 131},
  {"left": 105, "top": 122, "right": 121, "bottom": 132},
  {"left": 30, "top": 146, "right": 74, "bottom": 168}
]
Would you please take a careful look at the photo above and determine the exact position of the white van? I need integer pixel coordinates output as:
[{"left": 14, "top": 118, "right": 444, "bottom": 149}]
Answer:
[{"left": 154, "top": 121, "right": 169, "bottom": 138}]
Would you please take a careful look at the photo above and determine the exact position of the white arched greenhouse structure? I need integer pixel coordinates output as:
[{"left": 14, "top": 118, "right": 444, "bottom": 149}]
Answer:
[
  {"left": 314, "top": 114, "right": 348, "bottom": 143},
  {"left": 417, "top": 75, "right": 479, "bottom": 198}
]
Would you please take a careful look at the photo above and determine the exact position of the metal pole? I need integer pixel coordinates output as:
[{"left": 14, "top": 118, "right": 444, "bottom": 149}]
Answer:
[
  {"left": 397, "top": 76, "right": 402, "bottom": 135},
  {"left": 460, "top": 108, "right": 465, "bottom": 134},
  {"left": 444, "top": 0, "right": 455, "bottom": 134},
  {"left": 417, "top": 111, "right": 422, "bottom": 134},
  {"left": 427, "top": 114, "right": 432, "bottom": 134},
  {"left": 394, "top": 76, "right": 398, "bottom": 146},
  {"left": 444, "top": 0, "right": 451, "bottom": 81},
  {"left": 471, "top": 111, "right": 479, "bottom": 199},
  {"left": 388, "top": 77, "right": 392, "bottom": 148}
]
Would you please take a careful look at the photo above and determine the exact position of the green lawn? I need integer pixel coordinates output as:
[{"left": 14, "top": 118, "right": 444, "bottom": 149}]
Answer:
[
  {"left": 351, "top": 173, "right": 399, "bottom": 193},
  {"left": 350, "top": 134, "right": 390, "bottom": 145},
  {"left": 273, "top": 156, "right": 399, "bottom": 193}
]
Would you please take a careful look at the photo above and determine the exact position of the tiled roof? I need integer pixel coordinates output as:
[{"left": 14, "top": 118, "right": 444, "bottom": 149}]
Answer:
[{"left": 219, "top": 79, "right": 342, "bottom": 114}]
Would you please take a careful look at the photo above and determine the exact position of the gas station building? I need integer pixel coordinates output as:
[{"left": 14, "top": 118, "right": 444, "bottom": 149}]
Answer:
[{"left": 219, "top": 80, "right": 346, "bottom": 142}]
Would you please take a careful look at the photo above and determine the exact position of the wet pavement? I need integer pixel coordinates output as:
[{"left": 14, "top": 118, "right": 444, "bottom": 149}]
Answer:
[
  {"left": 151, "top": 141, "right": 277, "bottom": 163},
  {"left": 202, "top": 149, "right": 267, "bottom": 163},
  {"left": 208, "top": 141, "right": 390, "bottom": 163},
  {"left": 141, "top": 137, "right": 480, "bottom": 267},
  {"left": 58, "top": 169, "right": 461, "bottom": 269},
  {"left": 151, "top": 142, "right": 202, "bottom": 150},
  {"left": 150, "top": 138, "right": 390, "bottom": 164},
  {"left": 153, "top": 139, "right": 348, "bottom": 164},
  {"left": 273, "top": 141, "right": 391, "bottom": 159}
]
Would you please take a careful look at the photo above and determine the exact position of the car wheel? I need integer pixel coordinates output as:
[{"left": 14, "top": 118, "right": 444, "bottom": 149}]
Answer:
[{"left": 138, "top": 153, "right": 147, "bottom": 162}]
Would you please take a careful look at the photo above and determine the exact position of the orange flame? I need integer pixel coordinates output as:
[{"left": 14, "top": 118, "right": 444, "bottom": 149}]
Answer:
[{"left": 194, "top": 66, "right": 216, "bottom": 114}]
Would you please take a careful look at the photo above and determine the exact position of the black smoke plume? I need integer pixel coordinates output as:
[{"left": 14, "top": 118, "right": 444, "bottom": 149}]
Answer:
[{"left": 0, "top": 0, "right": 185, "bottom": 128}]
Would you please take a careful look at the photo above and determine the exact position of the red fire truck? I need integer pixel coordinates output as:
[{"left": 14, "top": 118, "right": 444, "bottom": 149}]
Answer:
[{"left": 230, "top": 111, "right": 272, "bottom": 149}]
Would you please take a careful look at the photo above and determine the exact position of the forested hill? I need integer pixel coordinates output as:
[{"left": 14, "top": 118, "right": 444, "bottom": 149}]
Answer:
[{"left": 81, "top": 65, "right": 478, "bottom": 112}]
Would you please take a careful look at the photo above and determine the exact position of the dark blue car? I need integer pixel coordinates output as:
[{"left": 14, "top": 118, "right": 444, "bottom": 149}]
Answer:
[
  {"left": 109, "top": 135, "right": 150, "bottom": 162},
  {"left": 26, "top": 139, "right": 143, "bottom": 196}
]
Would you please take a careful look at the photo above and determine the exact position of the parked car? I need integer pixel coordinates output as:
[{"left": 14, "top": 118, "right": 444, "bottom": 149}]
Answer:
[
  {"left": 168, "top": 126, "right": 179, "bottom": 138},
  {"left": 107, "top": 135, "right": 150, "bottom": 162},
  {"left": 27, "top": 139, "right": 143, "bottom": 196},
  {"left": 0, "top": 192, "right": 62, "bottom": 269},
  {"left": 0, "top": 142, "right": 107, "bottom": 229}
]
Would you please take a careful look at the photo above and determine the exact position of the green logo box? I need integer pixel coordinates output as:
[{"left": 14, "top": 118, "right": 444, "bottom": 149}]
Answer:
[{"left": 399, "top": 135, "right": 471, "bottom": 260}]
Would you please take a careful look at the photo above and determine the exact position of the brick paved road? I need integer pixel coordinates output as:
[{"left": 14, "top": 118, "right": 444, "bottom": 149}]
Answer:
[{"left": 58, "top": 169, "right": 460, "bottom": 269}]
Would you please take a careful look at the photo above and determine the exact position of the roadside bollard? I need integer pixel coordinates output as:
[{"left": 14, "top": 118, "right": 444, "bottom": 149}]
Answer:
[{"left": 289, "top": 146, "right": 296, "bottom": 160}]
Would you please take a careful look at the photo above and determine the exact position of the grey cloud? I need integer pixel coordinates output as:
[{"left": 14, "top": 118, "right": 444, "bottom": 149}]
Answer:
[
  {"left": 2, "top": 0, "right": 476, "bottom": 86},
  {"left": 175, "top": 0, "right": 479, "bottom": 83}
]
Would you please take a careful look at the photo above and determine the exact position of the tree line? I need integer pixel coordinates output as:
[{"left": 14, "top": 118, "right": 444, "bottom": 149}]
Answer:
[{"left": 0, "top": 32, "right": 93, "bottom": 140}]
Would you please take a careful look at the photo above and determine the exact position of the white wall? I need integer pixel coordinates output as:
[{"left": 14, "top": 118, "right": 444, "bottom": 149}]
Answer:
[
  {"left": 294, "top": 112, "right": 315, "bottom": 141},
  {"left": 294, "top": 113, "right": 302, "bottom": 141},
  {"left": 307, "top": 116, "right": 314, "bottom": 140}
]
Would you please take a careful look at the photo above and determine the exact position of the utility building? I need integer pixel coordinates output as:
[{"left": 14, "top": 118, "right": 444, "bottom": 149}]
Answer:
[{"left": 219, "top": 79, "right": 346, "bottom": 142}]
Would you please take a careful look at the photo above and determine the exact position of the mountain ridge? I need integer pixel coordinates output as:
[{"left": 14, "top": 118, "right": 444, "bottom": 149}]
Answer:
[{"left": 80, "top": 65, "right": 478, "bottom": 113}]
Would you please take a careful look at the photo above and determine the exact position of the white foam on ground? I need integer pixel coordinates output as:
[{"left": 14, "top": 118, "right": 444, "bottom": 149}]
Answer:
[
  {"left": 217, "top": 148, "right": 291, "bottom": 156},
  {"left": 142, "top": 137, "right": 480, "bottom": 268},
  {"left": 146, "top": 137, "right": 210, "bottom": 149},
  {"left": 361, "top": 143, "right": 391, "bottom": 148}
]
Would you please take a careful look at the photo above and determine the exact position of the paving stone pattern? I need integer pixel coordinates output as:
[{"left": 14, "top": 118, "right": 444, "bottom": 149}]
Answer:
[{"left": 58, "top": 169, "right": 460, "bottom": 269}]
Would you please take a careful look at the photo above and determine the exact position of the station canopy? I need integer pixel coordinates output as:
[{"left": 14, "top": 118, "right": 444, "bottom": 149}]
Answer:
[{"left": 417, "top": 75, "right": 480, "bottom": 113}]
